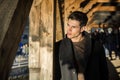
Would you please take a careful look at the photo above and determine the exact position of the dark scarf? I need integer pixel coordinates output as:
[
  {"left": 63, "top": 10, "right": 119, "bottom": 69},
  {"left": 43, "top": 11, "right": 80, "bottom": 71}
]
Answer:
[{"left": 59, "top": 38, "right": 78, "bottom": 80}]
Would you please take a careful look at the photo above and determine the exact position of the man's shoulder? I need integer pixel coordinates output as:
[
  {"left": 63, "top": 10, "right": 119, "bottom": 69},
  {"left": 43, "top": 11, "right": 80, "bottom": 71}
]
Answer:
[
  {"left": 55, "top": 40, "right": 62, "bottom": 46},
  {"left": 55, "top": 38, "right": 71, "bottom": 45}
]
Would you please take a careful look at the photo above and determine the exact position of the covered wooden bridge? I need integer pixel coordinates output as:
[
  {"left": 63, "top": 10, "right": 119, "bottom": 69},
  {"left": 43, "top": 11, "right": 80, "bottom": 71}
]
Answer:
[{"left": 0, "top": 0, "right": 120, "bottom": 80}]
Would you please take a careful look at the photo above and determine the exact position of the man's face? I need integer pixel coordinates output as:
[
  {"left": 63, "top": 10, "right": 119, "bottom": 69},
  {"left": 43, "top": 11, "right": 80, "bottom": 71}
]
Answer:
[{"left": 66, "top": 19, "right": 81, "bottom": 40}]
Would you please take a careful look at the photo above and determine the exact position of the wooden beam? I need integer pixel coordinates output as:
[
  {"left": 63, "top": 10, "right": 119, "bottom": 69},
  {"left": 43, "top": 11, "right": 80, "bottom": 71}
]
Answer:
[
  {"left": 97, "top": 0, "right": 120, "bottom": 2},
  {"left": 87, "top": 4, "right": 120, "bottom": 26},
  {"left": 82, "top": 0, "right": 97, "bottom": 13},
  {"left": 0, "top": 0, "right": 33, "bottom": 79},
  {"left": 87, "top": 3, "right": 103, "bottom": 23},
  {"left": 87, "top": 5, "right": 120, "bottom": 26},
  {"left": 56, "top": 0, "right": 64, "bottom": 41},
  {"left": 95, "top": 6, "right": 120, "bottom": 11}
]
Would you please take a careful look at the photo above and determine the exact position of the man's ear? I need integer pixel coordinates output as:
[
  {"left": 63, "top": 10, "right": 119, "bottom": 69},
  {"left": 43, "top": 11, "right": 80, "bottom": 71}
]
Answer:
[
  {"left": 80, "top": 26, "right": 85, "bottom": 32},
  {"left": 81, "top": 26, "right": 88, "bottom": 32}
]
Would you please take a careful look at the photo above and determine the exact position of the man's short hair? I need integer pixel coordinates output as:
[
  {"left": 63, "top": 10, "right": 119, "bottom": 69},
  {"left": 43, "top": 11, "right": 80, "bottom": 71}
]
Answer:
[{"left": 68, "top": 11, "right": 88, "bottom": 27}]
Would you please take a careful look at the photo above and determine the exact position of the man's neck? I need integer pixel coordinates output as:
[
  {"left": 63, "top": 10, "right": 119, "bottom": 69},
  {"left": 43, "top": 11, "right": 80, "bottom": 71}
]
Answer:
[{"left": 71, "top": 34, "right": 83, "bottom": 42}]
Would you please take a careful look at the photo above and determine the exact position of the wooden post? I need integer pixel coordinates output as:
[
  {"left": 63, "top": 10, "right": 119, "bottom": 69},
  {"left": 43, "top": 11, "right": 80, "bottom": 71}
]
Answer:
[
  {"left": 56, "top": 0, "right": 64, "bottom": 41},
  {"left": 0, "top": 0, "right": 33, "bottom": 79},
  {"left": 29, "top": 1, "right": 41, "bottom": 80},
  {"left": 29, "top": 0, "right": 54, "bottom": 80}
]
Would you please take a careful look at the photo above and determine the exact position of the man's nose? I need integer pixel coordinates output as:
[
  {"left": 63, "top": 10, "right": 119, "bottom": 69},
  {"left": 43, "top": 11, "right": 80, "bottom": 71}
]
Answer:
[{"left": 67, "top": 26, "right": 72, "bottom": 31}]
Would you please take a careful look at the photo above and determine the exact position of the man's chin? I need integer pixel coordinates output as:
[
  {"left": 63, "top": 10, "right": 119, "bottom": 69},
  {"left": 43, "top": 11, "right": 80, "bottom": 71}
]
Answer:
[{"left": 66, "top": 35, "right": 72, "bottom": 39}]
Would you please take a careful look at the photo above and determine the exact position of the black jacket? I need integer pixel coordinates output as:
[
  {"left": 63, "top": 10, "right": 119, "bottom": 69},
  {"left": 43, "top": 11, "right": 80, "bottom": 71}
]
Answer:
[
  {"left": 54, "top": 38, "right": 108, "bottom": 80},
  {"left": 54, "top": 38, "right": 77, "bottom": 80},
  {"left": 85, "top": 38, "right": 109, "bottom": 80}
]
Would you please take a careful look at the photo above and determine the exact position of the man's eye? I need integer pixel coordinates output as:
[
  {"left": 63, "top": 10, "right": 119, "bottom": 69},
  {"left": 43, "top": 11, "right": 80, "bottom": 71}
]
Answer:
[
  {"left": 67, "top": 23, "right": 69, "bottom": 26},
  {"left": 72, "top": 26, "right": 76, "bottom": 28}
]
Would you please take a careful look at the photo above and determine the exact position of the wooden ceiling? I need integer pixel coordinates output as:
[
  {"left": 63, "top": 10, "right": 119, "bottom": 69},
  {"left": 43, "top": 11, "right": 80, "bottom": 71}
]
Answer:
[{"left": 60, "top": 0, "right": 120, "bottom": 28}]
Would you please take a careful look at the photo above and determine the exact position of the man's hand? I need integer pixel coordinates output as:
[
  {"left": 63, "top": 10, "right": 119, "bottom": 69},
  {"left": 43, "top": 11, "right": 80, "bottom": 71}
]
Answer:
[{"left": 78, "top": 73, "right": 85, "bottom": 80}]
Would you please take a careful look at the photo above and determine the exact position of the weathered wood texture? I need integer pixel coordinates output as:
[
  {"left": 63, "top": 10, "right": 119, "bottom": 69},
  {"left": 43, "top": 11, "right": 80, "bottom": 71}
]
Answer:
[
  {"left": 94, "top": 6, "right": 120, "bottom": 11},
  {"left": 0, "top": 0, "right": 33, "bottom": 79},
  {"left": 97, "top": 0, "right": 120, "bottom": 2},
  {"left": 56, "top": 0, "right": 64, "bottom": 41},
  {"left": 29, "top": 0, "right": 41, "bottom": 80},
  {"left": 29, "top": 0, "right": 54, "bottom": 80}
]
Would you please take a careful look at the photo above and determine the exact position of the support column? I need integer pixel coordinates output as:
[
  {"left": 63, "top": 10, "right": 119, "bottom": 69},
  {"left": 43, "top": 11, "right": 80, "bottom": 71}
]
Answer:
[{"left": 29, "top": 0, "right": 54, "bottom": 80}]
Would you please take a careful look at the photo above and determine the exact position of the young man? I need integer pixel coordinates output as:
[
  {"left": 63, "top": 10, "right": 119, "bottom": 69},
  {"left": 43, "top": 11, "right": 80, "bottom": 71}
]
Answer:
[{"left": 54, "top": 11, "right": 108, "bottom": 80}]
